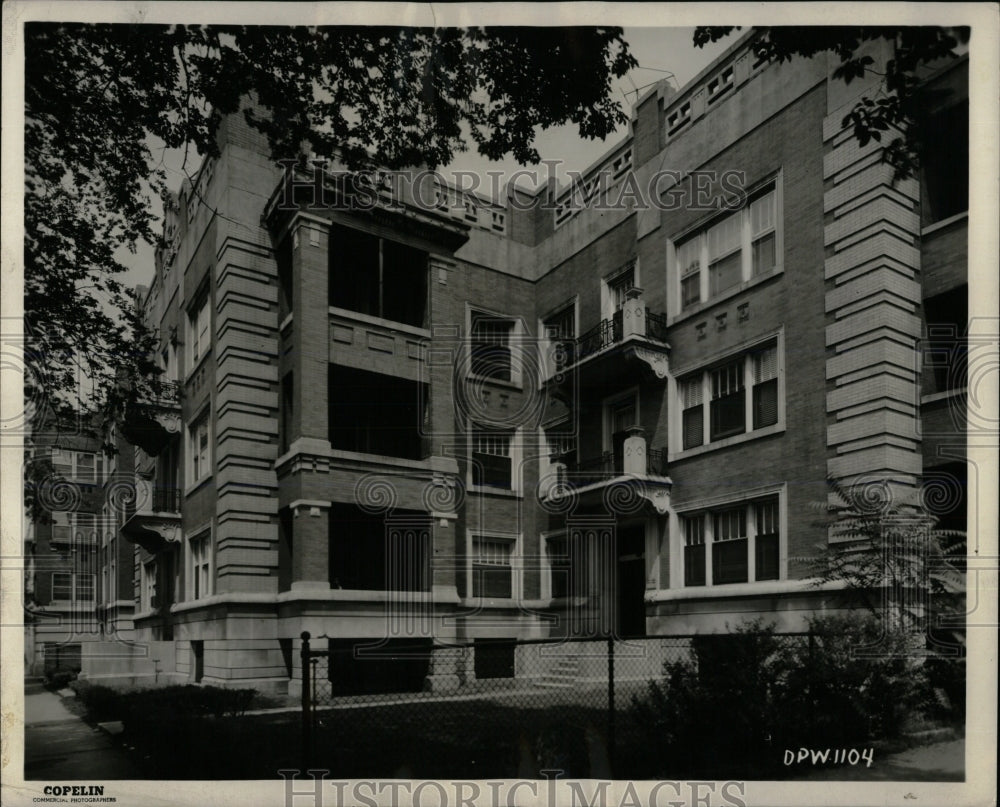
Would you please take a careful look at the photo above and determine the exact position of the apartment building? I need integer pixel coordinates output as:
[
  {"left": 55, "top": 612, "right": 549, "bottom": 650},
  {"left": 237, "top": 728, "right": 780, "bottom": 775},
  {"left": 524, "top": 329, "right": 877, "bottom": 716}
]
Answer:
[
  {"left": 96, "top": 30, "right": 967, "bottom": 693},
  {"left": 23, "top": 421, "right": 119, "bottom": 674}
]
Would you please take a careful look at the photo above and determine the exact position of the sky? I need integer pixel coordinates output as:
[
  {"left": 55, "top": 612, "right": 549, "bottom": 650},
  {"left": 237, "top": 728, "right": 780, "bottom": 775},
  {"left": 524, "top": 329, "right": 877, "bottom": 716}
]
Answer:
[{"left": 116, "top": 26, "right": 733, "bottom": 292}]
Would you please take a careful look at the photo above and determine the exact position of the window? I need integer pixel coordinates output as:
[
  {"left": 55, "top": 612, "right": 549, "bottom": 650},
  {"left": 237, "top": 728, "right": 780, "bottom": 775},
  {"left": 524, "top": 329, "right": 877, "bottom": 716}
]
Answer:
[
  {"left": 50, "top": 449, "right": 104, "bottom": 483},
  {"left": 681, "top": 378, "right": 704, "bottom": 450},
  {"left": 188, "top": 412, "right": 211, "bottom": 485},
  {"left": 710, "top": 360, "right": 745, "bottom": 441},
  {"left": 189, "top": 293, "right": 211, "bottom": 366},
  {"left": 280, "top": 372, "right": 294, "bottom": 454},
  {"left": 922, "top": 286, "right": 968, "bottom": 393},
  {"left": 50, "top": 512, "right": 98, "bottom": 546},
  {"left": 676, "top": 338, "right": 781, "bottom": 452},
  {"left": 546, "top": 535, "right": 570, "bottom": 599},
  {"left": 920, "top": 99, "right": 968, "bottom": 226},
  {"left": 683, "top": 515, "right": 706, "bottom": 586},
  {"left": 141, "top": 562, "right": 157, "bottom": 610},
  {"left": 328, "top": 224, "right": 428, "bottom": 328},
  {"left": 607, "top": 264, "right": 636, "bottom": 314},
  {"left": 51, "top": 572, "right": 73, "bottom": 601},
  {"left": 682, "top": 496, "right": 781, "bottom": 587},
  {"left": 51, "top": 572, "right": 94, "bottom": 602},
  {"left": 472, "top": 536, "right": 514, "bottom": 598},
  {"left": 189, "top": 532, "right": 212, "bottom": 600},
  {"left": 712, "top": 508, "right": 748, "bottom": 584},
  {"left": 542, "top": 304, "right": 576, "bottom": 377},
  {"left": 674, "top": 183, "right": 780, "bottom": 311},
  {"left": 471, "top": 429, "right": 513, "bottom": 490},
  {"left": 471, "top": 314, "right": 514, "bottom": 381},
  {"left": 707, "top": 214, "right": 742, "bottom": 297},
  {"left": 752, "top": 345, "right": 778, "bottom": 429}
]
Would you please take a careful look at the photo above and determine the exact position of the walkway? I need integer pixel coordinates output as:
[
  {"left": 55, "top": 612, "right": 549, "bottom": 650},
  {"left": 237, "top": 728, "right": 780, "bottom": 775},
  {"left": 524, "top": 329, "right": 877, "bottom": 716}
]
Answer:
[{"left": 23, "top": 679, "right": 143, "bottom": 780}]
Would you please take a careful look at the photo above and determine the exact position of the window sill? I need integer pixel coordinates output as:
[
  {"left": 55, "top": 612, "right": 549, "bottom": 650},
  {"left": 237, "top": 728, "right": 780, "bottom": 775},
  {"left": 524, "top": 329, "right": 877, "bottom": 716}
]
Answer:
[
  {"left": 183, "top": 349, "right": 211, "bottom": 384},
  {"left": 184, "top": 474, "right": 213, "bottom": 498},
  {"left": 468, "top": 485, "right": 521, "bottom": 499},
  {"left": 649, "top": 578, "right": 849, "bottom": 602},
  {"left": 669, "top": 265, "right": 783, "bottom": 327},
  {"left": 669, "top": 422, "right": 784, "bottom": 462},
  {"left": 460, "top": 597, "right": 519, "bottom": 609},
  {"left": 920, "top": 387, "right": 967, "bottom": 406},
  {"left": 328, "top": 305, "right": 431, "bottom": 339},
  {"left": 465, "top": 373, "right": 522, "bottom": 391},
  {"left": 920, "top": 210, "right": 968, "bottom": 237}
]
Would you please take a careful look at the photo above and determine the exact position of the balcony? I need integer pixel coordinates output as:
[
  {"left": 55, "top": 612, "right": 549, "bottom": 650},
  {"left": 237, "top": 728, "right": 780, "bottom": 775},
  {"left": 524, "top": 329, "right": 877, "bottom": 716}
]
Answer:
[
  {"left": 121, "top": 478, "right": 182, "bottom": 554},
  {"left": 544, "top": 290, "right": 671, "bottom": 399},
  {"left": 118, "top": 380, "right": 182, "bottom": 457},
  {"left": 543, "top": 427, "right": 673, "bottom": 515}
]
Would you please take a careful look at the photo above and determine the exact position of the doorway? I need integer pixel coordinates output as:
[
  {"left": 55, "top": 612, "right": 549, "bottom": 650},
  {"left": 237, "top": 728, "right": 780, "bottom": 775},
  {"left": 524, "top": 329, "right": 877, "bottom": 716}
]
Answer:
[{"left": 616, "top": 525, "right": 646, "bottom": 638}]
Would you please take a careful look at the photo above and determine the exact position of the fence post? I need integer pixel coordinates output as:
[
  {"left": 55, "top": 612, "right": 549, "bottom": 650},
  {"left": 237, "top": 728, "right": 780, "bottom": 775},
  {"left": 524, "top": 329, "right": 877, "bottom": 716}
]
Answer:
[
  {"left": 607, "top": 633, "right": 615, "bottom": 776},
  {"left": 301, "top": 631, "right": 311, "bottom": 773}
]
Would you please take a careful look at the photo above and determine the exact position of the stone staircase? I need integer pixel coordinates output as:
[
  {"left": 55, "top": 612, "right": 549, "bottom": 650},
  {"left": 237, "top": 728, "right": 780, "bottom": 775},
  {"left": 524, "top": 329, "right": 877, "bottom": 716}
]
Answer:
[{"left": 537, "top": 657, "right": 581, "bottom": 689}]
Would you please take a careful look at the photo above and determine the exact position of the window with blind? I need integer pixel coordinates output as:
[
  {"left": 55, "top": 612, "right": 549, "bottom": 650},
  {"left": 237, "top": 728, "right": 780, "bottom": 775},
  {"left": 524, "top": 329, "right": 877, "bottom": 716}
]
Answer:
[
  {"left": 710, "top": 360, "right": 745, "bottom": 441},
  {"left": 674, "top": 183, "right": 780, "bottom": 311},
  {"left": 472, "top": 537, "right": 514, "bottom": 598},
  {"left": 682, "top": 496, "right": 781, "bottom": 588},
  {"left": 712, "top": 508, "right": 748, "bottom": 584},
  {"left": 752, "top": 345, "right": 779, "bottom": 429},
  {"left": 188, "top": 412, "right": 211, "bottom": 485},
  {"left": 676, "top": 339, "right": 781, "bottom": 453},
  {"left": 470, "top": 314, "right": 514, "bottom": 381},
  {"left": 681, "top": 378, "right": 704, "bottom": 449},
  {"left": 189, "top": 292, "right": 211, "bottom": 366},
  {"left": 684, "top": 515, "right": 706, "bottom": 586},
  {"left": 471, "top": 430, "right": 513, "bottom": 489},
  {"left": 755, "top": 498, "right": 780, "bottom": 581}
]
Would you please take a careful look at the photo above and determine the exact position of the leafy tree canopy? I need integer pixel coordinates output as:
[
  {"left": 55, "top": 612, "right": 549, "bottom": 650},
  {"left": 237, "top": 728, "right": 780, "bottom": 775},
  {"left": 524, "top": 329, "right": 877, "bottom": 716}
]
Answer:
[
  {"left": 693, "top": 26, "right": 969, "bottom": 179},
  {"left": 24, "top": 23, "right": 636, "bottom": 430}
]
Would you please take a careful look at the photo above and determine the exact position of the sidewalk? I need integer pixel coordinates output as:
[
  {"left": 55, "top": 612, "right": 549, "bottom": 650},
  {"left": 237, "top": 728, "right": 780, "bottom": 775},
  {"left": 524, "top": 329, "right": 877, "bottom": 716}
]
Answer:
[{"left": 23, "top": 680, "right": 144, "bottom": 780}]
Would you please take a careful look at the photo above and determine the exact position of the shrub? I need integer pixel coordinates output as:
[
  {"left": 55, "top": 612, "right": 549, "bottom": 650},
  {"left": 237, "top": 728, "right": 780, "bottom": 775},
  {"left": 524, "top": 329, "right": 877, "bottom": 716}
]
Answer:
[
  {"left": 71, "top": 681, "right": 127, "bottom": 721},
  {"left": 44, "top": 666, "right": 78, "bottom": 690},
  {"left": 630, "top": 614, "right": 939, "bottom": 779}
]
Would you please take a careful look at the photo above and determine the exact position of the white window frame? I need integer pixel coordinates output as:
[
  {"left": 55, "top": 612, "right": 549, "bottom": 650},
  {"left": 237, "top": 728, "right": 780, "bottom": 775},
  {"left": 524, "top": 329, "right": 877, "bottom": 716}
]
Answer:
[
  {"left": 187, "top": 290, "right": 211, "bottom": 369},
  {"left": 188, "top": 528, "right": 213, "bottom": 601},
  {"left": 467, "top": 306, "right": 523, "bottom": 386},
  {"left": 50, "top": 448, "right": 104, "bottom": 483},
  {"left": 538, "top": 297, "right": 578, "bottom": 382},
  {"left": 602, "top": 387, "right": 640, "bottom": 453},
  {"left": 541, "top": 529, "right": 570, "bottom": 601},
  {"left": 601, "top": 260, "right": 639, "bottom": 321},
  {"left": 668, "top": 331, "right": 784, "bottom": 461},
  {"left": 467, "top": 531, "right": 520, "bottom": 602},
  {"left": 50, "top": 511, "right": 99, "bottom": 546},
  {"left": 468, "top": 425, "right": 521, "bottom": 494},
  {"left": 670, "top": 484, "right": 787, "bottom": 590},
  {"left": 187, "top": 407, "right": 212, "bottom": 489},
  {"left": 667, "top": 173, "right": 783, "bottom": 318},
  {"left": 140, "top": 561, "right": 157, "bottom": 611}
]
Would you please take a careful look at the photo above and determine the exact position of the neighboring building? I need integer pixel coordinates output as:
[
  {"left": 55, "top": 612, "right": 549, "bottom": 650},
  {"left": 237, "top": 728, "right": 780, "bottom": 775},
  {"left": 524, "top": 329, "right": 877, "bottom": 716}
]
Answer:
[
  {"left": 23, "top": 422, "right": 106, "bottom": 674},
  {"left": 96, "top": 30, "right": 967, "bottom": 693}
]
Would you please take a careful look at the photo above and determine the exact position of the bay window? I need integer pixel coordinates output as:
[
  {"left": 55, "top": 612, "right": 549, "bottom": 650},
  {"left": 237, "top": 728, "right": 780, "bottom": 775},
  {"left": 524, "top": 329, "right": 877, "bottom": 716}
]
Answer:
[
  {"left": 674, "top": 181, "right": 781, "bottom": 312},
  {"left": 681, "top": 496, "right": 782, "bottom": 587},
  {"left": 675, "top": 337, "right": 782, "bottom": 454}
]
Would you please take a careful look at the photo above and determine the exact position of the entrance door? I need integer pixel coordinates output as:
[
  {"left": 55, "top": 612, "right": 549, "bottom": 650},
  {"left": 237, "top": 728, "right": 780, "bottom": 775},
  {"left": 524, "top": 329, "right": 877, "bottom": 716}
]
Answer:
[{"left": 616, "top": 525, "right": 646, "bottom": 638}]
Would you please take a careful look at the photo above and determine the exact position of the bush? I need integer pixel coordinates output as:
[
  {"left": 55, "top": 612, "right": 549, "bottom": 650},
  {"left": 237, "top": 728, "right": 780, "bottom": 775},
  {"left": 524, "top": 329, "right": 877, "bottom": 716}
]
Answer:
[
  {"left": 71, "top": 681, "right": 127, "bottom": 721},
  {"left": 44, "top": 666, "right": 78, "bottom": 690},
  {"left": 630, "top": 615, "right": 940, "bottom": 778}
]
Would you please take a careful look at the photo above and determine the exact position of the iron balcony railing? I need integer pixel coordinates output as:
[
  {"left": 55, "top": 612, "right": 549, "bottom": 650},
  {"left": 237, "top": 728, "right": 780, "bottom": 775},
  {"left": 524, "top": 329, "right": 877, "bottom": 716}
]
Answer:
[
  {"left": 149, "top": 486, "right": 182, "bottom": 514},
  {"left": 553, "top": 308, "right": 669, "bottom": 369},
  {"left": 555, "top": 447, "right": 667, "bottom": 488}
]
